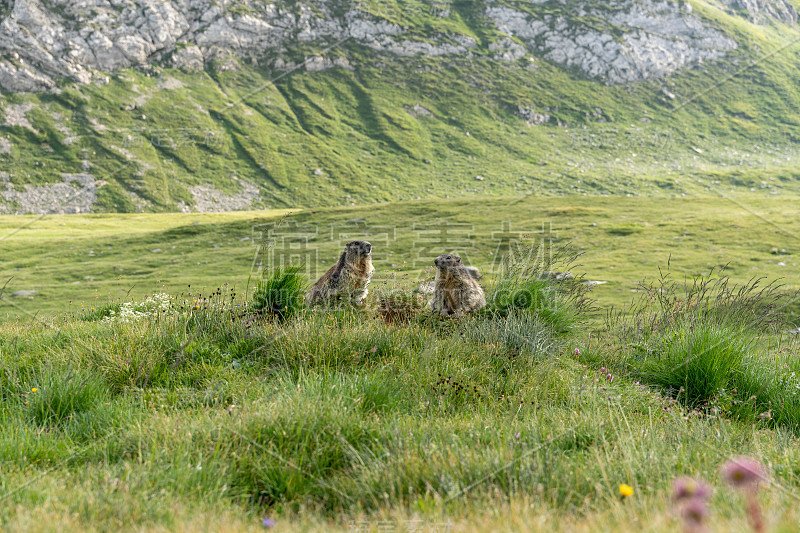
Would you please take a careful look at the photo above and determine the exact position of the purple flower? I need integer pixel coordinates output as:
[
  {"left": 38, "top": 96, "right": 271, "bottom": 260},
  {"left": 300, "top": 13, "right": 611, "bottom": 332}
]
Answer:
[
  {"left": 262, "top": 518, "right": 275, "bottom": 528},
  {"left": 672, "top": 477, "right": 711, "bottom": 502},
  {"left": 573, "top": 348, "right": 581, "bottom": 356},
  {"left": 514, "top": 432, "right": 521, "bottom": 439},
  {"left": 721, "top": 456, "right": 766, "bottom": 488},
  {"left": 600, "top": 367, "right": 606, "bottom": 372},
  {"left": 606, "top": 374, "right": 613, "bottom": 382},
  {"left": 680, "top": 498, "right": 709, "bottom": 525}
]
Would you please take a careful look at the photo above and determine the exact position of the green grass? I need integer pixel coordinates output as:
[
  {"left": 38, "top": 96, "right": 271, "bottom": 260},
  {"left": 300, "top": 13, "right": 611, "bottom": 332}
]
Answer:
[
  {"left": 250, "top": 265, "right": 308, "bottom": 321},
  {"left": 1, "top": 196, "right": 797, "bottom": 321},
  {"left": 591, "top": 267, "right": 800, "bottom": 435},
  {"left": 637, "top": 321, "right": 752, "bottom": 407},
  {"left": 0, "top": 265, "right": 799, "bottom": 532},
  {"left": 485, "top": 243, "right": 593, "bottom": 335},
  {"left": 3, "top": 3, "right": 800, "bottom": 527},
  {"left": 0, "top": 196, "right": 798, "bottom": 531}
]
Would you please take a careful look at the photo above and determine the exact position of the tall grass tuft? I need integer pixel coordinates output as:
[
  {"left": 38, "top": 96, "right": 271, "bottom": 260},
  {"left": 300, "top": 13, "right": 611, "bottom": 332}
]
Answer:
[
  {"left": 250, "top": 266, "right": 308, "bottom": 322},
  {"left": 25, "top": 367, "right": 108, "bottom": 427},
  {"left": 485, "top": 243, "right": 594, "bottom": 335},
  {"left": 637, "top": 322, "right": 751, "bottom": 407},
  {"left": 784, "top": 292, "right": 800, "bottom": 328},
  {"left": 610, "top": 266, "right": 794, "bottom": 342},
  {"left": 610, "top": 266, "right": 800, "bottom": 420},
  {"left": 463, "top": 312, "right": 556, "bottom": 360}
]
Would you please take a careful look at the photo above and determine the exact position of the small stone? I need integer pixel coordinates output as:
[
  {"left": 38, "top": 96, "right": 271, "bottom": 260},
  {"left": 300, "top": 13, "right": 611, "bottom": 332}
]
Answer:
[
  {"left": 538, "top": 271, "right": 574, "bottom": 281},
  {"left": 465, "top": 266, "right": 481, "bottom": 279},
  {"left": 416, "top": 282, "right": 436, "bottom": 294},
  {"left": 10, "top": 290, "right": 37, "bottom": 298}
]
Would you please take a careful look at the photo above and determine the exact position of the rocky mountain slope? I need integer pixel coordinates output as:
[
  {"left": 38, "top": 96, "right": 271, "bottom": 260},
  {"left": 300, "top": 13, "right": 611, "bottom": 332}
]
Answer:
[
  {"left": 1, "top": 0, "right": 800, "bottom": 213},
  {"left": 0, "top": 0, "right": 739, "bottom": 90}
]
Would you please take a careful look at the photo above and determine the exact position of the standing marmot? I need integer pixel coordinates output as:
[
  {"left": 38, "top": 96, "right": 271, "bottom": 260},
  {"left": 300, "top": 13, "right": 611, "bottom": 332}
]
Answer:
[
  {"left": 430, "top": 254, "right": 486, "bottom": 317},
  {"left": 305, "top": 240, "right": 374, "bottom": 306}
]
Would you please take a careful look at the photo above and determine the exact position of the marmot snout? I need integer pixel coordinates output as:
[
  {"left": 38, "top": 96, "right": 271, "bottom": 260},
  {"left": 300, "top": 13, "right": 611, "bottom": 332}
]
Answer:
[{"left": 305, "top": 240, "right": 375, "bottom": 306}]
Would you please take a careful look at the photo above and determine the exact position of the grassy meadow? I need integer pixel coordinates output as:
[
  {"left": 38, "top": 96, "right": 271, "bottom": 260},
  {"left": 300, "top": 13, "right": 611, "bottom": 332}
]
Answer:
[
  {"left": 1, "top": 195, "right": 798, "bottom": 320},
  {"left": 4, "top": 1, "right": 800, "bottom": 530},
  {"left": 1, "top": 195, "right": 799, "bottom": 531}
]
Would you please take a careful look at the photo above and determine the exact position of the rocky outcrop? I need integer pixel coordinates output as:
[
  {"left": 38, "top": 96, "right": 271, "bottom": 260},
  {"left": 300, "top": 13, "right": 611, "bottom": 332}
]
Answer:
[
  {"left": 0, "top": 0, "right": 740, "bottom": 93},
  {"left": 487, "top": 1, "right": 737, "bottom": 84},
  {"left": 1, "top": 173, "right": 97, "bottom": 214},
  {"left": 719, "top": 0, "right": 797, "bottom": 25},
  {"left": 0, "top": 0, "right": 463, "bottom": 92},
  {"left": 181, "top": 179, "right": 260, "bottom": 213},
  {"left": 515, "top": 106, "right": 550, "bottom": 125}
]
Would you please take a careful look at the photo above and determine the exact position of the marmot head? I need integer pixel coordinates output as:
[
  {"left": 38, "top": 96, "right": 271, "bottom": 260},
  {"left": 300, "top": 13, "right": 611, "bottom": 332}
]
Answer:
[
  {"left": 433, "top": 254, "right": 463, "bottom": 270},
  {"left": 345, "top": 240, "right": 372, "bottom": 258}
]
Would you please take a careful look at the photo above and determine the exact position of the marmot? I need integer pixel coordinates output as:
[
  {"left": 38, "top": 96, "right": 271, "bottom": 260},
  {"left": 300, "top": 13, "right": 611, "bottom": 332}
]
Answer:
[
  {"left": 430, "top": 254, "right": 486, "bottom": 317},
  {"left": 305, "top": 240, "right": 374, "bottom": 306}
]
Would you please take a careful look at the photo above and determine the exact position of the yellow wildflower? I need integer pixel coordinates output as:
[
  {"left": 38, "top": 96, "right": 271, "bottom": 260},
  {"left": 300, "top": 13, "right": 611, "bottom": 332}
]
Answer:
[{"left": 619, "top": 484, "right": 634, "bottom": 498}]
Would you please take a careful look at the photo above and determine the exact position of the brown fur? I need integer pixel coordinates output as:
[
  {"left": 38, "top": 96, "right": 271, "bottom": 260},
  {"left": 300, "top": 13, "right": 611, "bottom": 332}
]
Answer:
[
  {"left": 305, "top": 240, "right": 374, "bottom": 306},
  {"left": 430, "top": 254, "right": 486, "bottom": 317}
]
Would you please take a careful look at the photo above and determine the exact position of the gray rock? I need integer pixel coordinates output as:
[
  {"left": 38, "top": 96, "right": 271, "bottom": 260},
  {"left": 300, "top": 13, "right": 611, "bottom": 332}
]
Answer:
[
  {"left": 188, "top": 180, "right": 259, "bottom": 212},
  {"left": 415, "top": 281, "right": 436, "bottom": 294},
  {"left": 3, "top": 103, "right": 34, "bottom": 129},
  {"left": 537, "top": 270, "right": 574, "bottom": 281},
  {"left": 515, "top": 106, "right": 550, "bottom": 125},
  {"left": 10, "top": 290, "right": 37, "bottom": 298},
  {"left": 404, "top": 104, "right": 433, "bottom": 117},
  {"left": 486, "top": 1, "right": 736, "bottom": 84},
  {"left": 2, "top": 173, "right": 97, "bottom": 214},
  {"left": 719, "top": 0, "right": 797, "bottom": 24},
  {"left": 582, "top": 280, "right": 608, "bottom": 287},
  {"left": 171, "top": 44, "right": 205, "bottom": 70}
]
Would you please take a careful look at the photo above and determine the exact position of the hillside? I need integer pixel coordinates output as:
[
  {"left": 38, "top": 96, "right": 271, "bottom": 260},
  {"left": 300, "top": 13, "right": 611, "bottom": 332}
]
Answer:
[{"left": 2, "top": 0, "right": 800, "bottom": 213}]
